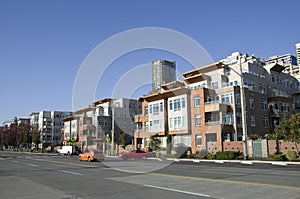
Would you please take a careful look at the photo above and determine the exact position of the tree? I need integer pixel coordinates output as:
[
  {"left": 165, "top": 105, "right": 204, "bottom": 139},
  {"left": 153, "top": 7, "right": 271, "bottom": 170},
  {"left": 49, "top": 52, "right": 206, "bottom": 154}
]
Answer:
[
  {"left": 31, "top": 123, "right": 40, "bottom": 150},
  {"left": 166, "top": 133, "right": 172, "bottom": 154},
  {"left": 150, "top": 134, "right": 161, "bottom": 151},
  {"left": 275, "top": 113, "right": 300, "bottom": 155},
  {"left": 118, "top": 133, "right": 128, "bottom": 150}
]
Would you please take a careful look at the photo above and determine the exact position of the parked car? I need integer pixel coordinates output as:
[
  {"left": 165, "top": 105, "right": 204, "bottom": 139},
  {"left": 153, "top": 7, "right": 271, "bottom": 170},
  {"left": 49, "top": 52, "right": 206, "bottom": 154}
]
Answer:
[
  {"left": 78, "top": 148, "right": 104, "bottom": 162},
  {"left": 118, "top": 149, "right": 149, "bottom": 160}
]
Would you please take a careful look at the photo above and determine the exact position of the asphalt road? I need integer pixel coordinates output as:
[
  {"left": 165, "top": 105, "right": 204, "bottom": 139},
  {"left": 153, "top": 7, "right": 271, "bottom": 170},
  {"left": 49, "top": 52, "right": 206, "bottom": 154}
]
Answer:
[{"left": 1, "top": 151, "right": 300, "bottom": 199}]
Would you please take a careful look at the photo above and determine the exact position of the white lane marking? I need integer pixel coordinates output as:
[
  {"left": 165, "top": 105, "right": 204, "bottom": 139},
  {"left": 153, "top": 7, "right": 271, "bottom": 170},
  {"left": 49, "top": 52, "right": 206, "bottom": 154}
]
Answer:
[
  {"left": 143, "top": 184, "right": 212, "bottom": 198},
  {"left": 27, "top": 163, "right": 38, "bottom": 167},
  {"left": 0, "top": 157, "right": 4, "bottom": 160},
  {"left": 13, "top": 160, "right": 19, "bottom": 163},
  {"left": 61, "top": 170, "right": 83, "bottom": 176}
]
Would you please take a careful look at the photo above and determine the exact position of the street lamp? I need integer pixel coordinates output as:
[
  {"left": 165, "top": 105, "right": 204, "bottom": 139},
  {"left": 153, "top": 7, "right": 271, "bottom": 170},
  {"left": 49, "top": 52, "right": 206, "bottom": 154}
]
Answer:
[
  {"left": 111, "top": 99, "right": 115, "bottom": 155},
  {"left": 222, "top": 59, "right": 248, "bottom": 160}
]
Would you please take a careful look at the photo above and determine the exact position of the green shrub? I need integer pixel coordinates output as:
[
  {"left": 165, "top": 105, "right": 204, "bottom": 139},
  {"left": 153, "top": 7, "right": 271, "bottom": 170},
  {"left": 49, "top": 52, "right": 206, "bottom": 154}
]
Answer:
[
  {"left": 207, "top": 153, "right": 216, "bottom": 159},
  {"left": 186, "top": 154, "right": 197, "bottom": 159},
  {"left": 216, "top": 151, "right": 239, "bottom": 160},
  {"left": 286, "top": 150, "right": 297, "bottom": 161},
  {"left": 272, "top": 154, "right": 287, "bottom": 161},
  {"left": 164, "top": 154, "right": 176, "bottom": 158}
]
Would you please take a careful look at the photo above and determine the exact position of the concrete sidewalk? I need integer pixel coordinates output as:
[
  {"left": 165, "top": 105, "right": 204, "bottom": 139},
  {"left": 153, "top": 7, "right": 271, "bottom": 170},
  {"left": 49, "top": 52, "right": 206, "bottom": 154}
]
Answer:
[{"left": 146, "top": 157, "right": 300, "bottom": 166}]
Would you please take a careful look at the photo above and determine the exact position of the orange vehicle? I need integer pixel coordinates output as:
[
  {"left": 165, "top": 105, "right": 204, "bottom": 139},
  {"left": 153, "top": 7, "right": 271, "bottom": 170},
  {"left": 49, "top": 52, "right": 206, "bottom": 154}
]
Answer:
[{"left": 78, "top": 148, "right": 105, "bottom": 162}]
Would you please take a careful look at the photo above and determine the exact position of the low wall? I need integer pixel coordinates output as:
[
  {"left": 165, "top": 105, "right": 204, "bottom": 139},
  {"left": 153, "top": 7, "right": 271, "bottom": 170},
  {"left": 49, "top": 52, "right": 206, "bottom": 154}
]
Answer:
[
  {"left": 223, "top": 141, "right": 244, "bottom": 152},
  {"left": 223, "top": 140, "right": 300, "bottom": 156},
  {"left": 268, "top": 140, "right": 300, "bottom": 155}
]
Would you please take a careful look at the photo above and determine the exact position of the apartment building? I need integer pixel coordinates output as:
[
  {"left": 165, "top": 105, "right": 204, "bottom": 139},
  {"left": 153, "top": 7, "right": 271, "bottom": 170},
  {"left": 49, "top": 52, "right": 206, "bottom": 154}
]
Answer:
[
  {"left": 134, "top": 53, "right": 300, "bottom": 155},
  {"left": 62, "top": 98, "right": 142, "bottom": 151},
  {"left": 93, "top": 98, "right": 142, "bottom": 144},
  {"left": 296, "top": 42, "right": 300, "bottom": 65},
  {"left": 28, "top": 112, "right": 39, "bottom": 126},
  {"left": 38, "top": 111, "right": 73, "bottom": 148},
  {"left": 267, "top": 54, "right": 300, "bottom": 80},
  {"left": 62, "top": 107, "right": 95, "bottom": 151}
]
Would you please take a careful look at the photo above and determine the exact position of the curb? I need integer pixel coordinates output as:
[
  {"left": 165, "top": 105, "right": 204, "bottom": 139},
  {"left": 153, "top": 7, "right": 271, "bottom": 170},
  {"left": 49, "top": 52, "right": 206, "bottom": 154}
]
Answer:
[{"left": 147, "top": 157, "right": 300, "bottom": 166}]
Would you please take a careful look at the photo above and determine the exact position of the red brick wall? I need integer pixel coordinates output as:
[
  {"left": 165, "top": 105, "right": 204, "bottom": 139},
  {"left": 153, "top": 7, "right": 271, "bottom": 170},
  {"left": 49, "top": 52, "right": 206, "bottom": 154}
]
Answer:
[
  {"left": 223, "top": 141, "right": 244, "bottom": 153},
  {"left": 268, "top": 140, "right": 300, "bottom": 155}
]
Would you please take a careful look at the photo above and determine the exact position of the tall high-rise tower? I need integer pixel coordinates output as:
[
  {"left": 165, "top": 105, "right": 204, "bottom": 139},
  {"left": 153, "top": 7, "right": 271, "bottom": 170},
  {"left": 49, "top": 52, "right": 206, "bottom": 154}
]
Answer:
[
  {"left": 152, "top": 60, "right": 176, "bottom": 92},
  {"left": 296, "top": 43, "right": 300, "bottom": 65}
]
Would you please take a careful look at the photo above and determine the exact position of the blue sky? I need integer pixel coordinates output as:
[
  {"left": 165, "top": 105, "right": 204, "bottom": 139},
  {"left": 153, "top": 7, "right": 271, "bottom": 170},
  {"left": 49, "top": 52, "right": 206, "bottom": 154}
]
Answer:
[{"left": 0, "top": 0, "right": 299, "bottom": 123}]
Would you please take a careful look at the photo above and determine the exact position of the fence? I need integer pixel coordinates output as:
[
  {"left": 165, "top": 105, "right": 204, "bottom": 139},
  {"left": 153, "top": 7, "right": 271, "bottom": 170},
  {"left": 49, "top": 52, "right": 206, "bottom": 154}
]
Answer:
[{"left": 223, "top": 139, "right": 300, "bottom": 158}]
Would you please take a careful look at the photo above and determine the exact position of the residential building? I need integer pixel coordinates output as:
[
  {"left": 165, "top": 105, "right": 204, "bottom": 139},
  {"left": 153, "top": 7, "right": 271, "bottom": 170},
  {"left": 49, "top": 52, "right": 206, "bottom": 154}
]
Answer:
[
  {"left": 135, "top": 52, "right": 300, "bottom": 155},
  {"left": 93, "top": 98, "right": 142, "bottom": 146},
  {"left": 29, "top": 112, "right": 39, "bottom": 127},
  {"left": 38, "top": 111, "right": 73, "bottom": 148},
  {"left": 62, "top": 98, "right": 142, "bottom": 152},
  {"left": 152, "top": 60, "right": 176, "bottom": 93},
  {"left": 296, "top": 42, "right": 300, "bottom": 65},
  {"left": 267, "top": 54, "right": 300, "bottom": 80}
]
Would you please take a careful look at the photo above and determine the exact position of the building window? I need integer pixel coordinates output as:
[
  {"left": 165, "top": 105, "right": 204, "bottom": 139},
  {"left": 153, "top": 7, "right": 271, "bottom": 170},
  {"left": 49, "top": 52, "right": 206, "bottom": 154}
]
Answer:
[
  {"left": 160, "top": 102, "right": 163, "bottom": 112},
  {"left": 170, "top": 118, "right": 173, "bottom": 129},
  {"left": 250, "top": 115, "right": 255, "bottom": 127},
  {"left": 221, "top": 93, "right": 233, "bottom": 104},
  {"left": 258, "top": 84, "right": 266, "bottom": 94},
  {"left": 174, "top": 136, "right": 181, "bottom": 146},
  {"left": 153, "top": 120, "right": 160, "bottom": 131},
  {"left": 249, "top": 98, "right": 254, "bottom": 109},
  {"left": 149, "top": 105, "right": 152, "bottom": 114},
  {"left": 145, "top": 122, "right": 149, "bottom": 132},
  {"left": 260, "top": 99, "right": 267, "bottom": 110},
  {"left": 212, "top": 82, "right": 218, "bottom": 89},
  {"left": 181, "top": 97, "right": 186, "bottom": 108},
  {"left": 153, "top": 103, "right": 160, "bottom": 115},
  {"left": 174, "top": 116, "right": 182, "bottom": 130},
  {"left": 169, "top": 100, "right": 173, "bottom": 110},
  {"left": 183, "top": 135, "right": 191, "bottom": 147},
  {"left": 196, "top": 135, "right": 202, "bottom": 146},
  {"left": 224, "top": 113, "right": 234, "bottom": 125},
  {"left": 174, "top": 99, "right": 181, "bottom": 111},
  {"left": 261, "top": 117, "right": 269, "bottom": 128},
  {"left": 195, "top": 114, "right": 201, "bottom": 126},
  {"left": 235, "top": 94, "right": 240, "bottom": 107},
  {"left": 194, "top": 96, "right": 200, "bottom": 107}
]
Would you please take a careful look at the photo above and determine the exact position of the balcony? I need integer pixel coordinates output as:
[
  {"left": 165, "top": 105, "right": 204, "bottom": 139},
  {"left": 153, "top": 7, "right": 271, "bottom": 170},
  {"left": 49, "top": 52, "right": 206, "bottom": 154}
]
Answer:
[
  {"left": 134, "top": 114, "right": 148, "bottom": 123},
  {"left": 82, "top": 124, "right": 96, "bottom": 131},
  {"left": 295, "top": 102, "right": 300, "bottom": 108},
  {"left": 269, "top": 109, "right": 280, "bottom": 117},
  {"left": 43, "top": 118, "right": 52, "bottom": 122},
  {"left": 205, "top": 121, "right": 221, "bottom": 126},
  {"left": 204, "top": 101, "right": 230, "bottom": 113},
  {"left": 43, "top": 125, "right": 52, "bottom": 129}
]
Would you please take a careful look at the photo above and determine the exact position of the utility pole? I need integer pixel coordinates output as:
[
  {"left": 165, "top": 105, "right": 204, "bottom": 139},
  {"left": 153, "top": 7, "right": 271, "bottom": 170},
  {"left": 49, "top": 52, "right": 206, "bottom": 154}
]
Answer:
[
  {"left": 221, "top": 57, "right": 248, "bottom": 160},
  {"left": 238, "top": 58, "right": 249, "bottom": 160},
  {"left": 111, "top": 99, "right": 115, "bottom": 155}
]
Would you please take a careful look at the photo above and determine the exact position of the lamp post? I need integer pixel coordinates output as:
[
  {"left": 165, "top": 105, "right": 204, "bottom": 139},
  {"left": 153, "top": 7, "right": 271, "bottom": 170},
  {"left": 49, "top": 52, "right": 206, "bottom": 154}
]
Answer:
[
  {"left": 223, "top": 59, "right": 248, "bottom": 160},
  {"left": 111, "top": 99, "right": 115, "bottom": 156}
]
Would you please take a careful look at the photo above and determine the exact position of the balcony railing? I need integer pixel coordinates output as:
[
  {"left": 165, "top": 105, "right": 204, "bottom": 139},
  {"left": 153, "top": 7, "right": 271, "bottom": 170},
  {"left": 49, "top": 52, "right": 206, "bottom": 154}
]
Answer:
[
  {"left": 205, "top": 121, "right": 221, "bottom": 126},
  {"left": 134, "top": 114, "right": 142, "bottom": 118},
  {"left": 204, "top": 100, "right": 219, "bottom": 105},
  {"left": 205, "top": 121, "right": 234, "bottom": 126}
]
